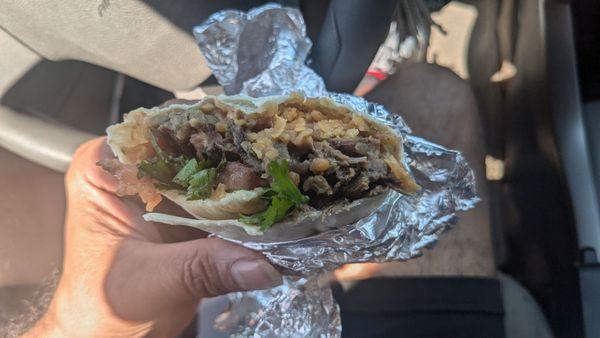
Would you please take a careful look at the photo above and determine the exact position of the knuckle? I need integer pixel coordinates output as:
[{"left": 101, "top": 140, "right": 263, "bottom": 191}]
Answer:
[
  {"left": 66, "top": 138, "right": 100, "bottom": 184},
  {"left": 181, "top": 248, "right": 231, "bottom": 298}
]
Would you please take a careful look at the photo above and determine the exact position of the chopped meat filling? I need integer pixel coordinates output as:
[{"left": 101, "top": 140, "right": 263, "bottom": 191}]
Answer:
[
  {"left": 190, "top": 130, "right": 222, "bottom": 161},
  {"left": 328, "top": 137, "right": 380, "bottom": 157},
  {"left": 128, "top": 99, "right": 417, "bottom": 209},
  {"left": 303, "top": 175, "right": 333, "bottom": 196},
  {"left": 217, "top": 162, "right": 267, "bottom": 191}
]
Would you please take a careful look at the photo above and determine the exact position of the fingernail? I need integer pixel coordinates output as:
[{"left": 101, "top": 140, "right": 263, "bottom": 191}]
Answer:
[{"left": 231, "top": 260, "right": 283, "bottom": 290}]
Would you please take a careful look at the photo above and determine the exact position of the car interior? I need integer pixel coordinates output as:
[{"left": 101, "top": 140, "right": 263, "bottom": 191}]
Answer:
[{"left": 0, "top": 0, "right": 598, "bottom": 337}]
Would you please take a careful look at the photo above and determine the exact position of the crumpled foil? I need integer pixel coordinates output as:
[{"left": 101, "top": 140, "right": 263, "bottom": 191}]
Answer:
[
  {"left": 213, "top": 277, "right": 341, "bottom": 338},
  {"left": 193, "top": 3, "right": 477, "bottom": 337},
  {"left": 193, "top": 3, "right": 326, "bottom": 97}
]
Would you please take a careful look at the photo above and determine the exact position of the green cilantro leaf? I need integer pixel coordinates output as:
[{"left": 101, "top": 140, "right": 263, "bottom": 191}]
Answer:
[
  {"left": 172, "top": 158, "right": 200, "bottom": 187},
  {"left": 267, "top": 160, "right": 310, "bottom": 204},
  {"left": 138, "top": 158, "right": 173, "bottom": 183},
  {"left": 137, "top": 155, "right": 188, "bottom": 190},
  {"left": 186, "top": 168, "right": 217, "bottom": 200},
  {"left": 261, "top": 196, "right": 295, "bottom": 230},
  {"left": 238, "top": 213, "right": 262, "bottom": 226},
  {"left": 239, "top": 197, "right": 295, "bottom": 230},
  {"left": 239, "top": 159, "right": 309, "bottom": 230}
]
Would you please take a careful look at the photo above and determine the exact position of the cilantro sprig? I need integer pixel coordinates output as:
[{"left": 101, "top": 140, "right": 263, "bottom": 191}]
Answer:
[
  {"left": 185, "top": 166, "right": 217, "bottom": 200},
  {"left": 239, "top": 159, "right": 309, "bottom": 231},
  {"left": 267, "top": 159, "right": 310, "bottom": 205},
  {"left": 138, "top": 137, "right": 308, "bottom": 230},
  {"left": 137, "top": 156, "right": 188, "bottom": 190},
  {"left": 169, "top": 158, "right": 217, "bottom": 200},
  {"left": 137, "top": 132, "right": 188, "bottom": 189},
  {"left": 138, "top": 147, "right": 218, "bottom": 200}
]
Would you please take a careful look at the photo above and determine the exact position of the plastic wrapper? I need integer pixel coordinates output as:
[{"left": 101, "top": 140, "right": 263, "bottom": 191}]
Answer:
[
  {"left": 368, "top": 0, "right": 433, "bottom": 76},
  {"left": 193, "top": 3, "right": 477, "bottom": 337}
]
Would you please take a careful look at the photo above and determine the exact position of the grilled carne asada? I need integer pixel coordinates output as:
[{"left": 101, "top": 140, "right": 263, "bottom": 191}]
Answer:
[{"left": 101, "top": 94, "right": 420, "bottom": 235}]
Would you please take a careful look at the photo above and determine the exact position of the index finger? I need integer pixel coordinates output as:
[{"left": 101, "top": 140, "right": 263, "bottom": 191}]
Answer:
[
  {"left": 67, "top": 136, "right": 119, "bottom": 193},
  {"left": 70, "top": 136, "right": 207, "bottom": 242}
]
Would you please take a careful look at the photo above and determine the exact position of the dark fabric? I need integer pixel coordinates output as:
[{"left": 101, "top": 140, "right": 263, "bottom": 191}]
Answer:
[{"left": 333, "top": 277, "right": 505, "bottom": 338}]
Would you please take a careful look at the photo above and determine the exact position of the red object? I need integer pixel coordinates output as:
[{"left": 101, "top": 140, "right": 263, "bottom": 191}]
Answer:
[{"left": 366, "top": 70, "right": 387, "bottom": 81}]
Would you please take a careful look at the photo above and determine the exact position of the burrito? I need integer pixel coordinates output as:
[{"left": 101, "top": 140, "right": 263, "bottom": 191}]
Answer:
[{"left": 100, "top": 94, "right": 420, "bottom": 242}]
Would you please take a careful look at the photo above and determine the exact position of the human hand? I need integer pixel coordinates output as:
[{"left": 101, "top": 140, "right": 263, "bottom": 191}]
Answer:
[{"left": 25, "top": 137, "right": 282, "bottom": 337}]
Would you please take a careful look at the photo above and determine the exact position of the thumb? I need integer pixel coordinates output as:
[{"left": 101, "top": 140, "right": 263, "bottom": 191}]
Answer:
[
  {"left": 106, "top": 238, "right": 282, "bottom": 320},
  {"left": 163, "top": 237, "right": 283, "bottom": 297}
]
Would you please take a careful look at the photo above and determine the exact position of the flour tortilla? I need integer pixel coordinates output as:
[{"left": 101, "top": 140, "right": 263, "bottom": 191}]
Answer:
[
  {"left": 107, "top": 94, "right": 414, "bottom": 241},
  {"left": 143, "top": 191, "right": 388, "bottom": 242}
]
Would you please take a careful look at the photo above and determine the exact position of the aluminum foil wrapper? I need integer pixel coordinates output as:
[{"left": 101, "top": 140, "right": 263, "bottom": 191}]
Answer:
[
  {"left": 193, "top": 3, "right": 476, "bottom": 337},
  {"left": 213, "top": 277, "right": 341, "bottom": 338},
  {"left": 242, "top": 93, "right": 478, "bottom": 275},
  {"left": 193, "top": 3, "right": 326, "bottom": 97}
]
